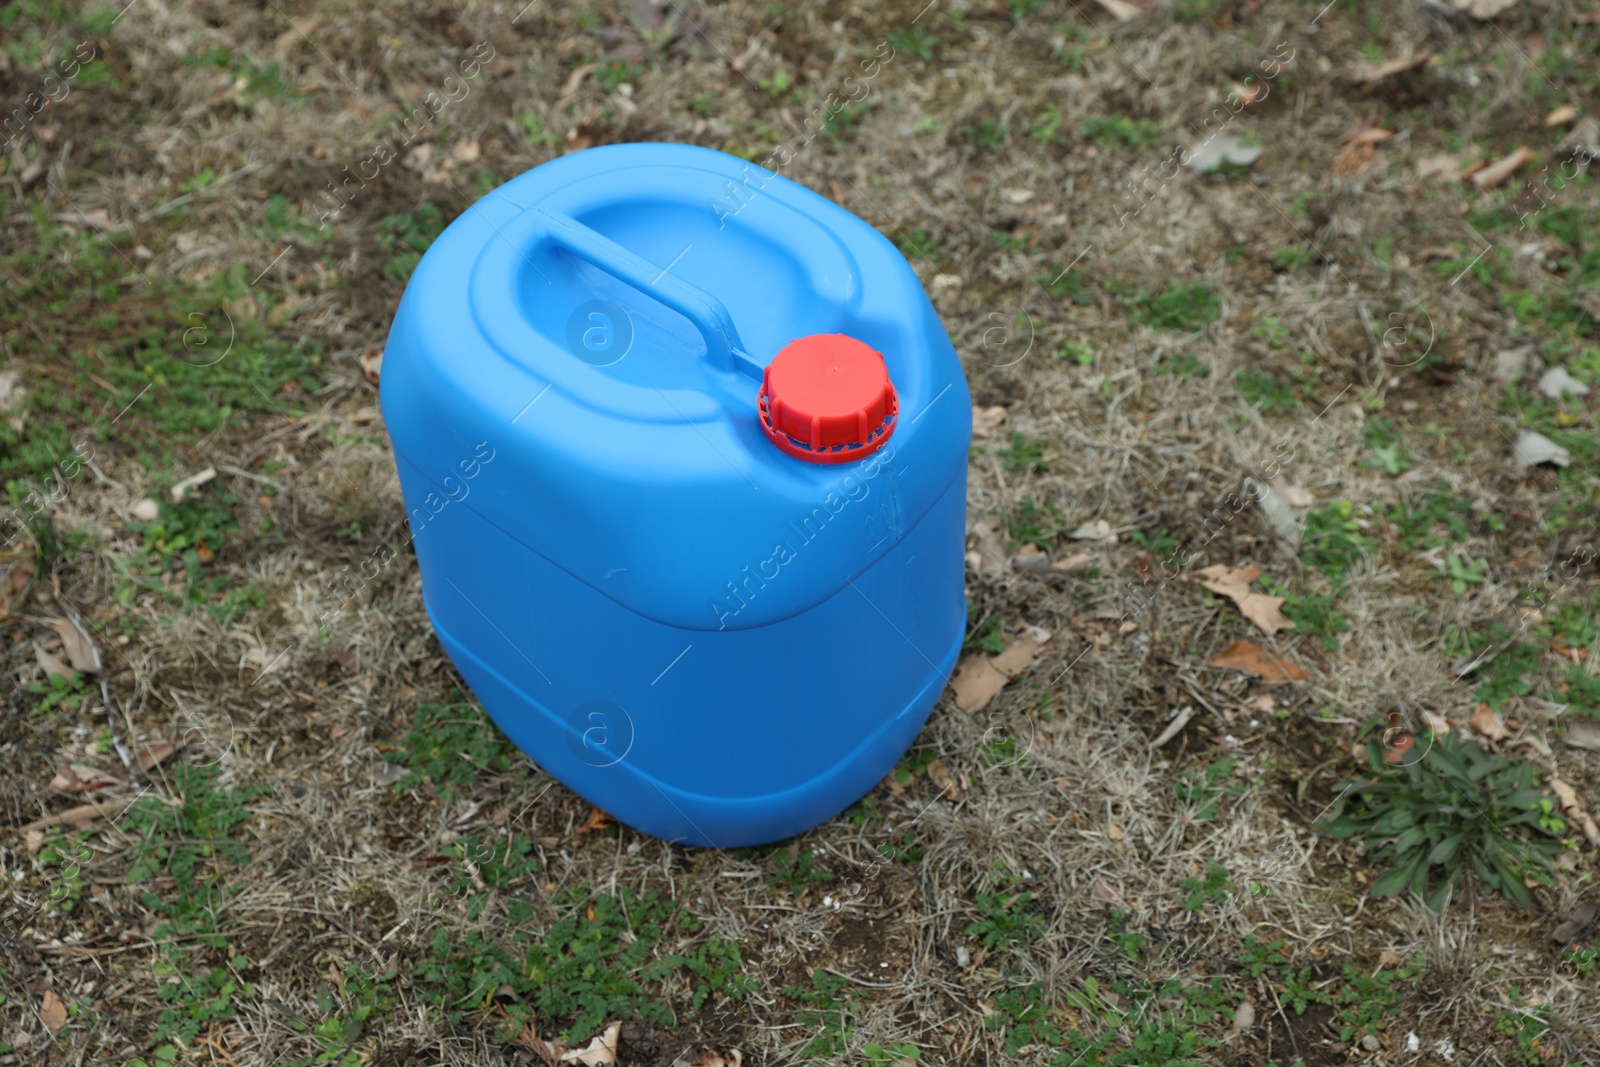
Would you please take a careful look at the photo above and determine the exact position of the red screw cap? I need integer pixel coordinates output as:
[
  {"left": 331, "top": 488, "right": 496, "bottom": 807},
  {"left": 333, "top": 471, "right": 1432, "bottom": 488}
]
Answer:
[{"left": 758, "top": 334, "right": 898, "bottom": 464}]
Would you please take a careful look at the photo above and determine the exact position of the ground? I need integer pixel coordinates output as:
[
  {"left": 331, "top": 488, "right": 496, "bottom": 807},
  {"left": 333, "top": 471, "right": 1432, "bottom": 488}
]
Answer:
[{"left": 2, "top": 0, "right": 1600, "bottom": 1064}]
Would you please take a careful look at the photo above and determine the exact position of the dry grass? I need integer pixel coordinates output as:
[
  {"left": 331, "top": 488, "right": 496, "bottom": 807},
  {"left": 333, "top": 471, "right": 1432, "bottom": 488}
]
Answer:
[{"left": 3, "top": 0, "right": 1600, "bottom": 1064}]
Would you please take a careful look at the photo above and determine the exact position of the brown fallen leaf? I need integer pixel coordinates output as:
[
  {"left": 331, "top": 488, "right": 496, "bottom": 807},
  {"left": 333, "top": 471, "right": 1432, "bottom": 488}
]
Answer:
[
  {"left": 1416, "top": 154, "right": 1464, "bottom": 181},
  {"left": 966, "top": 515, "right": 1008, "bottom": 577},
  {"left": 1566, "top": 719, "right": 1600, "bottom": 752},
  {"left": 926, "top": 759, "right": 966, "bottom": 803},
  {"left": 51, "top": 763, "right": 122, "bottom": 794},
  {"left": 1204, "top": 640, "right": 1309, "bottom": 687},
  {"left": 972, "top": 405, "right": 1008, "bottom": 438},
  {"left": 1545, "top": 104, "right": 1579, "bottom": 127},
  {"left": 1468, "top": 703, "right": 1509, "bottom": 741},
  {"left": 0, "top": 558, "right": 34, "bottom": 618},
  {"left": 950, "top": 626, "right": 1052, "bottom": 712},
  {"left": 1356, "top": 52, "right": 1432, "bottom": 86},
  {"left": 1107, "top": 822, "right": 1125, "bottom": 841},
  {"left": 575, "top": 806, "right": 614, "bottom": 834},
  {"left": 1345, "top": 126, "right": 1397, "bottom": 146},
  {"left": 1421, "top": 710, "right": 1452, "bottom": 736},
  {"left": 357, "top": 346, "right": 383, "bottom": 385},
  {"left": 1382, "top": 733, "right": 1416, "bottom": 765},
  {"left": 1089, "top": 877, "right": 1123, "bottom": 909},
  {"left": 560, "top": 1021, "right": 620, "bottom": 1065},
  {"left": 1226, "top": 1000, "right": 1256, "bottom": 1042},
  {"left": 1052, "top": 552, "right": 1093, "bottom": 573},
  {"left": 1091, "top": 0, "right": 1152, "bottom": 20},
  {"left": 40, "top": 989, "right": 67, "bottom": 1033},
  {"left": 35, "top": 643, "right": 75, "bottom": 682},
  {"left": 1550, "top": 778, "right": 1600, "bottom": 847},
  {"left": 132, "top": 739, "right": 187, "bottom": 774},
  {"left": 51, "top": 617, "right": 100, "bottom": 674},
  {"left": 1470, "top": 146, "right": 1534, "bottom": 189},
  {"left": 1451, "top": 0, "right": 1519, "bottom": 18},
  {"left": 560, "top": 63, "right": 597, "bottom": 99},
  {"left": 1194, "top": 563, "right": 1294, "bottom": 636},
  {"left": 671, "top": 1049, "right": 744, "bottom": 1067},
  {"left": 1549, "top": 900, "right": 1598, "bottom": 944},
  {"left": 514, "top": 1019, "right": 565, "bottom": 1067}
]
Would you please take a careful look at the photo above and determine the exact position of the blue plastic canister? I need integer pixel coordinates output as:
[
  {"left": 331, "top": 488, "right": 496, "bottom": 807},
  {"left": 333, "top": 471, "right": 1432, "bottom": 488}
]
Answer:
[{"left": 380, "top": 143, "right": 971, "bottom": 847}]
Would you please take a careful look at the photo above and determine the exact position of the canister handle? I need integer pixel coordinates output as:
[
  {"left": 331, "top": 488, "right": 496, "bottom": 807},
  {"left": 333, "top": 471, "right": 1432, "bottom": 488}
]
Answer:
[{"left": 533, "top": 208, "right": 763, "bottom": 381}]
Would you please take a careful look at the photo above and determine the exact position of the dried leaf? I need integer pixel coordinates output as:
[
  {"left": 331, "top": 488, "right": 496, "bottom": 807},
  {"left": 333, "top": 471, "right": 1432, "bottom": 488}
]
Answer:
[
  {"left": 51, "top": 763, "right": 121, "bottom": 793},
  {"left": 1537, "top": 366, "right": 1591, "bottom": 399},
  {"left": 926, "top": 759, "right": 965, "bottom": 802},
  {"left": 575, "top": 807, "right": 614, "bottom": 834},
  {"left": 40, "top": 989, "right": 67, "bottom": 1033},
  {"left": 131, "top": 497, "right": 161, "bottom": 521},
  {"left": 1272, "top": 480, "right": 1314, "bottom": 508},
  {"left": 50, "top": 617, "right": 100, "bottom": 674},
  {"left": 358, "top": 346, "right": 383, "bottom": 385},
  {"left": 1195, "top": 563, "right": 1294, "bottom": 636},
  {"left": 1356, "top": 52, "right": 1432, "bottom": 85},
  {"left": 950, "top": 627, "right": 1052, "bottom": 712},
  {"left": 966, "top": 515, "right": 1007, "bottom": 576},
  {"left": 1227, "top": 1001, "right": 1256, "bottom": 1040},
  {"left": 1150, "top": 705, "right": 1196, "bottom": 748},
  {"left": 1204, "top": 640, "right": 1309, "bottom": 687},
  {"left": 1545, "top": 104, "right": 1579, "bottom": 127},
  {"left": 1089, "top": 877, "right": 1123, "bottom": 909},
  {"left": 1415, "top": 154, "right": 1463, "bottom": 181},
  {"left": 35, "top": 644, "right": 75, "bottom": 682},
  {"left": 560, "top": 1021, "right": 620, "bottom": 1065},
  {"left": 1512, "top": 430, "right": 1571, "bottom": 469},
  {"left": 1451, "top": 0, "right": 1519, "bottom": 18},
  {"left": 169, "top": 467, "right": 217, "bottom": 503},
  {"left": 1550, "top": 778, "right": 1600, "bottom": 847},
  {"left": 1549, "top": 901, "right": 1598, "bottom": 944},
  {"left": 1421, "top": 710, "right": 1452, "bottom": 736},
  {"left": 1566, "top": 719, "right": 1600, "bottom": 752},
  {"left": 1468, "top": 703, "right": 1509, "bottom": 741},
  {"left": 1070, "top": 520, "right": 1112, "bottom": 541},
  {"left": 1248, "top": 478, "right": 1301, "bottom": 548},
  {"left": 1107, "top": 822, "right": 1125, "bottom": 841},
  {"left": 1470, "top": 146, "right": 1534, "bottom": 189},
  {"left": 671, "top": 1050, "right": 744, "bottom": 1067},
  {"left": 132, "top": 739, "right": 187, "bottom": 774},
  {"left": 972, "top": 405, "right": 1008, "bottom": 438},
  {"left": 1052, "top": 552, "right": 1093, "bottom": 573},
  {"left": 1345, "top": 126, "right": 1397, "bottom": 146},
  {"left": 1091, "top": 0, "right": 1150, "bottom": 20}
]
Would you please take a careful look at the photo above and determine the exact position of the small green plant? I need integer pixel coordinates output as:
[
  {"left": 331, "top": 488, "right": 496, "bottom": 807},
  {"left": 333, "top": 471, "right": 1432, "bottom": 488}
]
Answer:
[
  {"left": 521, "top": 112, "right": 561, "bottom": 146},
  {"left": 1005, "top": 497, "right": 1067, "bottom": 550},
  {"left": 1082, "top": 113, "right": 1164, "bottom": 150},
  {"left": 1178, "top": 861, "right": 1232, "bottom": 911},
  {"left": 1301, "top": 501, "right": 1368, "bottom": 586},
  {"left": 1057, "top": 341, "right": 1095, "bottom": 364},
  {"left": 1127, "top": 527, "right": 1179, "bottom": 558},
  {"left": 1155, "top": 351, "right": 1208, "bottom": 376},
  {"left": 1319, "top": 734, "right": 1565, "bottom": 910},
  {"left": 783, "top": 969, "right": 859, "bottom": 1059},
  {"left": 1443, "top": 553, "right": 1486, "bottom": 595},
  {"left": 1002, "top": 432, "right": 1049, "bottom": 473},
  {"left": 965, "top": 612, "right": 1008, "bottom": 654},
  {"left": 767, "top": 848, "right": 834, "bottom": 894},
  {"left": 374, "top": 202, "right": 446, "bottom": 281},
  {"left": 1362, "top": 418, "right": 1411, "bottom": 475},
  {"left": 966, "top": 890, "right": 1046, "bottom": 949},
  {"left": 592, "top": 58, "right": 639, "bottom": 92},
  {"left": 306, "top": 965, "right": 397, "bottom": 1066},
  {"left": 387, "top": 694, "right": 523, "bottom": 798},
  {"left": 1552, "top": 663, "right": 1600, "bottom": 718},
  {"left": 1030, "top": 103, "right": 1064, "bottom": 144},
  {"left": 964, "top": 117, "right": 1007, "bottom": 153},
  {"left": 1235, "top": 368, "right": 1299, "bottom": 413},
  {"left": 893, "top": 225, "right": 942, "bottom": 261},
  {"left": 886, "top": 26, "right": 938, "bottom": 60},
  {"left": 1128, "top": 282, "right": 1220, "bottom": 332},
  {"left": 1173, "top": 757, "right": 1247, "bottom": 820},
  {"left": 757, "top": 67, "right": 792, "bottom": 96},
  {"left": 893, "top": 748, "right": 938, "bottom": 784},
  {"left": 1497, "top": 989, "right": 1559, "bottom": 1066},
  {"left": 26, "top": 669, "right": 98, "bottom": 715},
  {"left": 1388, "top": 487, "right": 1476, "bottom": 551},
  {"left": 418, "top": 886, "right": 749, "bottom": 1043},
  {"left": 1475, "top": 635, "right": 1545, "bottom": 709},
  {"left": 444, "top": 835, "right": 541, "bottom": 918},
  {"left": 875, "top": 830, "right": 925, "bottom": 864},
  {"left": 863, "top": 1042, "right": 920, "bottom": 1065},
  {"left": 1282, "top": 593, "right": 1349, "bottom": 650}
]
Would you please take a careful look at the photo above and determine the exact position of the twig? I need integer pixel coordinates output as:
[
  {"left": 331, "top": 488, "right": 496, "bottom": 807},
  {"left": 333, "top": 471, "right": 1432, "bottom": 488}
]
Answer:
[{"left": 18, "top": 795, "right": 144, "bottom": 834}]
